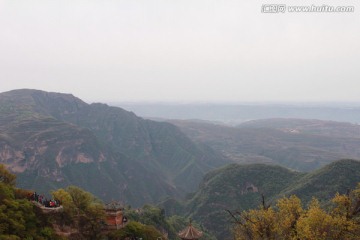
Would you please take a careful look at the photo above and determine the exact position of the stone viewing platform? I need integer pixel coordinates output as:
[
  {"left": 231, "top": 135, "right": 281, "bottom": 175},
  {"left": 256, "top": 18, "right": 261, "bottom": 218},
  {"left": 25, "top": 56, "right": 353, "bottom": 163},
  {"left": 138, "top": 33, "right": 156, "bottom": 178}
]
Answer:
[
  {"left": 32, "top": 201, "right": 64, "bottom": 213},
  {"left": 28, "top": 191, "right": 63, "bottom": 213}
]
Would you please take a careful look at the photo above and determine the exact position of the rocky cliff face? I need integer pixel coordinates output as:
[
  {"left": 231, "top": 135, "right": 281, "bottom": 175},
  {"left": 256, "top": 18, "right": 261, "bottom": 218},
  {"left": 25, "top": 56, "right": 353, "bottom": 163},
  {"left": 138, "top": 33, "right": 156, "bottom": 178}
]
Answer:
[
  {"left": 0, "top": 89, "right": 229, "bottom": 206},
  {"left": 0, "top": 116, "right": 104, "bottom": 170}
]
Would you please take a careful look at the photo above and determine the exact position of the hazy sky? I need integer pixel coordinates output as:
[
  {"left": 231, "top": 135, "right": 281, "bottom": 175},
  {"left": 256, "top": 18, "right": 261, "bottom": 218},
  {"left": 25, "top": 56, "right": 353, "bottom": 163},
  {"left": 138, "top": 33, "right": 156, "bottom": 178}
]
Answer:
[{"left": 0, "top": 0, "right": 359, "bottom": 103}]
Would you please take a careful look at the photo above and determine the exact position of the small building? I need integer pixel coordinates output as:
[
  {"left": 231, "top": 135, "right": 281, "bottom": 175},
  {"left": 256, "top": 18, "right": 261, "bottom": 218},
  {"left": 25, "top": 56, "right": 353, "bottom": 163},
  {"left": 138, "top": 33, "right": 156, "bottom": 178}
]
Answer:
[
  {"left": 178, "top": 221, "right": 203, "bottom": 240},
  {"left": 104, "top": 202, "right": 125, "bottom": 230}
]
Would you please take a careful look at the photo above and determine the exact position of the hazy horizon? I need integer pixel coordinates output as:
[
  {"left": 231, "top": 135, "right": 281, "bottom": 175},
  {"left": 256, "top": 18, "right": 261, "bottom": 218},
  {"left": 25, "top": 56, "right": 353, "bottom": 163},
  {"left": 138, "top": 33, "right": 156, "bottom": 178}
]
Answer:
[{"left": 1, "top": 1, "right": 359, "bottom": 103}]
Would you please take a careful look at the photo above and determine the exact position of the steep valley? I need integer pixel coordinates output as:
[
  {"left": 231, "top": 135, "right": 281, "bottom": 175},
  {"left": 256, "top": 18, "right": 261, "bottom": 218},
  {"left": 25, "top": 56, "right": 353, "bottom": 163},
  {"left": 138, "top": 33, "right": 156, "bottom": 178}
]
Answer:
[
  {"left": 168, "top": 119, "right": 360, "bottom": 171},
  {"left": 0, "top": 89, "right": 229, "bottom": 206}
]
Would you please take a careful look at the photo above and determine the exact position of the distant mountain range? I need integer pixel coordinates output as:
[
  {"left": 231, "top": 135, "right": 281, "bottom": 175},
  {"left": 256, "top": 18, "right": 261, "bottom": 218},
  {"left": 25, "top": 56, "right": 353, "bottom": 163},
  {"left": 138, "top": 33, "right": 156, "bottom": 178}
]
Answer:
[
  {"left": 0, "top": 89, "right": 229, "bottom": 206},
  {"left": 168, "top": 118, "right": 360, "bottom": 171},
  {"left": 161, "top": 159, "right": 360, "bottom": 239},
  {"left": 116, "top": 103, "right": 360, "bottom": 125}
]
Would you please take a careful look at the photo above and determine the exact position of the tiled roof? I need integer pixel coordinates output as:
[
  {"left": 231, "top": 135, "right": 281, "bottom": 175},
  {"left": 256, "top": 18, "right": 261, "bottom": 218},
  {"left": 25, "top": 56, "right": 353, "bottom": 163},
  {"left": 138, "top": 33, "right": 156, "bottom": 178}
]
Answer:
[{"left": 178, "top": 224, "right": 203, "bottom": 239}]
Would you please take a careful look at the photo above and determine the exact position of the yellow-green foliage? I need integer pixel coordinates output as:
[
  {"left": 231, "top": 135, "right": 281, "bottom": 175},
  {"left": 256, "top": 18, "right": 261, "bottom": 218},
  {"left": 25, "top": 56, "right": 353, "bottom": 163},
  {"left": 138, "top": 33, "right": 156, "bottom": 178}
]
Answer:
[
  {"left": 0, "top": 164, "right": 60, "bottom": 240},
  {"left": 0, "top": 165, "right": 16, "bottom": 186},
  {"left": 107, "top": 221, "right": 164, "bottom": 240},
  {"left": 52, "top": 186, "right": 106, "bottom": 239},
  {"left": 232, "top": 184, "right": 360, "bottom": 240}
]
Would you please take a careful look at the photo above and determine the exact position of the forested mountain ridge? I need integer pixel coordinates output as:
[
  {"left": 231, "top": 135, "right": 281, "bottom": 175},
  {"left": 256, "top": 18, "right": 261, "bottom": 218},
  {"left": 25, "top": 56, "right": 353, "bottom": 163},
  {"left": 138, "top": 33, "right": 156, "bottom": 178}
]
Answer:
[
  {"left": 167, "top": 159, "right": 360, "bottom": 239},
  {"left": 0, "top": 89, "right": 229, "bottom": 206}
]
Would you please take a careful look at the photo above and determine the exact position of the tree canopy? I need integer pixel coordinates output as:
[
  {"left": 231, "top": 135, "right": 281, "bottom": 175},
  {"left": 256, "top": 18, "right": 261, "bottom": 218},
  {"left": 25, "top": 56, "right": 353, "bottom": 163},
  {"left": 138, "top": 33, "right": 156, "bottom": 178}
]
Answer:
[
  {"left": 0, "top": 164, "right": 16, "bottom": 186},
  {"left": 0, "top": 164, "right": 61, "bottom": 240},
  {"left": 230, "top": 184, "right": 360, "bottom": 240},
  {"left": 52, "top": 186, "right": 106, "bottom": 239}
]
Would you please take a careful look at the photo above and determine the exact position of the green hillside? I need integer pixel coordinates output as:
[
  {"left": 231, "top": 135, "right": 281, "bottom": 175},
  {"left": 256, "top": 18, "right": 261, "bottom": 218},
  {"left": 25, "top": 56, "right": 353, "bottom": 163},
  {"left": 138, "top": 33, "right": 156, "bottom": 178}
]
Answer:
[
  {"left": 180, "top": 159, "right": 360, "bottom": 239},
  {"left": 279, "top": 159, "right": 360, "bottom": 204}
]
